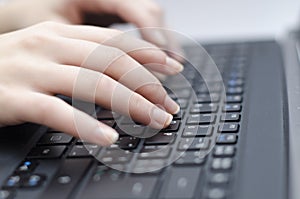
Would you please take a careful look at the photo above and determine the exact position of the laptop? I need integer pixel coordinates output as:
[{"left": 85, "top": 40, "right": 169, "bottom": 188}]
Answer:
[{"left": 0, "top": 23, "right": 299, "bottom": 199}]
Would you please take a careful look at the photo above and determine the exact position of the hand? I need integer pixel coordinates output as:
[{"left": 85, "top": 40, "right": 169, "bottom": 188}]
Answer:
[
  {"left": 0, "top": 0, "right": 184, "bottom": 61},
  {"left": 0, "top": 22, "right": 183, "bottom": 146}
]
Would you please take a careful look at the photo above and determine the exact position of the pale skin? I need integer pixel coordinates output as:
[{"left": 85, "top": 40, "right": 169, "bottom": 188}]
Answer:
[{"left": 0, "top": 0, "right": 184, "bottom": 146}]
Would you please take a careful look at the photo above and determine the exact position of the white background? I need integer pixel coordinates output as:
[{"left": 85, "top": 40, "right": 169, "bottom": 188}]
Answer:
[{"left": 155, "top": 0, "right": 300, "bottom": 40}]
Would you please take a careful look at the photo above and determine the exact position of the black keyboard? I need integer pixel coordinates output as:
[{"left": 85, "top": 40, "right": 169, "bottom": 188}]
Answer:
[{"left": 0, "top": 43, "right": 248, "bottom": 199}]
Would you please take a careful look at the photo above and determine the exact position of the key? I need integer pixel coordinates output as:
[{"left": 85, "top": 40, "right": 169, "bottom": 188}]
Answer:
[
  {"left": 222, "top": 104, "right": 242, "bottom": 112},
  {"left": 177, "top": 99, "right": 188, "bottom": 109},
  {"left": 182, "top": 125, "right": 213, "bottom": 137},
  {"left": 216, "top": 134, "right": 237, "bottom": 144},
  {"left": 186, "top": 114, "right": 216, "bottom": 125},
  {"left": 27, "top": 146, "right": 66, "bottom": 159},
  {"left": 173, "top": 89, "right": 191, "bottom": 99},
  {"left": 115, "top": 125, "right": 145, "bottom": 137},
  {"left": 173, "top": 110, "right": 185, "bottom": 120},
  {"left": 159, "top": 167, "right": 202, "bottom": 199},
  {"left": 37, "top": 133, "right": 73, "bottom": 145},
  {"left": 178, "top": 138, "right": 210, "bottom": 151},
  {"left": 68, "top": 144, "right": 100, "bottom": 158},
  {"left": 195, "top": 93, "right": 220, "bottom": 103},
  {"left": 15, "top": 160, "right": 38, "bottom": 174},
  {"left": 118, "top": 136, "right": 140, "bottom": 150},
  {"left": 225, "top": 95, "right": 243, "bottom": 103},
  {"left": 218, "top": 123, "right": 239, "bottom": 133},
  {"left": 145, "top": 132, "right": 176, "bottom": 145},
  {"left": 211, "top": 158, "right": 233, "bottom": 170},
  {"left": 174, "top": 151, "right": 206, "bottom": 165},
  {"left": 226, "top": 87, "right": 243, "bottom": 95},
  {"left": 227, "top": 79, "right": 244, "bottom": 87},
  {"left": 22, "top": 174, "right": 46, "bottom": 188},
  {"left": 82, "top": 172, "right": 158, "bottom": 199},
  {"left": 190, "top": 103, "right": 218, "bottom": 114},
  {"left": 213, "top": 146, "right": 235, "bottom": 157},
  {"left": 206, "top": 188, "right": 226, "bottom": 199},
  {"left": 138, "top": 146, "right": 171, "bottom": 159},
  {"left": 100, "top": 120, "right": 115, "bottom": 128},
  {"left": 42, "top": 159, "right": 92, "bottom": 199},
  {"left": 97, "top": 110, "right": 119, "bottom": 120},
  {"left": 209, "top": 173, "right": 230, "bottom": 185},
  {"left": 100, "top": 150, "right": 133, "bottom": 164},
  {"left": 0, "top": 189, "right": 15, "bottom": 199},
  {"left": 220, "top": 113, "right": 240, "bottom": 122},
  {"left": 161, "top": 120, "right": 181, "bottom": 132},
  {"left": 133, "top": 159, "right": 165, "bottom": 173}
]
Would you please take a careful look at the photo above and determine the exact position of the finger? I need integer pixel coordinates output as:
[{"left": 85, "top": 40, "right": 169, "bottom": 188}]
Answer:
[
  {"left": 48, "top": 37, "right": 180, "bottom": 114},
  {"left": 39, "top": 65, "right": 173, "bottom": 129},
  {"left": 17, "top": 91, "right": 119, "bottom": 146},
  {"left": 51, "top": 23, "right": 183, "bottom": 74}
]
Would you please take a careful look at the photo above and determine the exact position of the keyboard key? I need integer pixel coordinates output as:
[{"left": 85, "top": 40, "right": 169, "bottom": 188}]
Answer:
[
  {"left": 207, "top": 188, "right": 226, "bottom": 199},
  {"left": 42, "top": 159, "right": 92, "bottom": 199},
  {"left": 173, "top": 110, "right": 185, "bottom": 120},
  {"left": 100, "top": 120, "right": 116, "bottom": 128},
  {"left": 190, "top": 103, "right": 218, "bottom": 114},
  {"left": 220, "top": 113, "right": 240, "bottom": 122},
  {"left": 182, "top": 125, "right": 213, "bottom": 137},
  {"left": 22, "top": 174, "right": 46, "bottom": 188},
  {"left": 68, "top": 144, "right": 101, "bottom": 158},
  {"left": 37, "top": 133, "right": 73, "bottom": 145},
  {"left": 177, "top": 99, "right": 188, "bottom": 109},
  {"left": 226, "top": 87, "right": 243, "bottom": 95},
  {"left": 100, "top": 150, "right": 133, "bottom": 164},
  {"left": 118, "top": 137, "right": 140, "bottom": 150},
  {"left": 161, "top": 120, "right": 181, "bottom": 132},
  {"left": 3, "top": 175, "right": 21, "bottom": 188},
  {"left": 209, "top": 173, "right": 230, "bottom": 185},
  {"left": 159, "top": 167, "right": 202, "bottom": 199},
  {"left": 27, "top": 146, "right": 66, "bottom": 159},
  {"left": 225, "top": 95, "right": 243, "bottom": 103},
  {"left": 138, "top": 146, "right": 171, "bottom": 159},
  {"left": 216, "top": 134, "right": 237, "bottom": 144},
  {"left": 218, "top": 123, "right": 239, "bottom": 133},
  {"left": 97, "top": 110, "right": 120, "bottom": 120},
  {"left": 211, "top": 158, "right": 233, "bottom": 170},
  {"left": 172, "top": 89, "right": 191, "bottom": 98},
  {"left": 186, "top": 114, "right": 216, "bottom": 125},
  {"left": 133, "top": 159, "right": 166, "bottom": 173},
  {"left": 83, "top": 171, "right": 158, "bottom": 199},
  {"left": 222, "top": 104, "right": 242, "bottom": 112},
  {"left": 145, "top": 132, "right": 176, "bottom": 145},
  {"left": 0, "top": 189, "right": 14, "bottom": 199},
  {"left": 195, "top": 93, "right": 220, "bottom": 103},
  {"left": 213, "top": 146, "right": 235, "bottom": 157},
  {"left": 228, "top": 79, "right": 244, "bottom": 87},
  {"left": 15, "top": 160, "right": 38, "bottom": 174},
  {"left": 178, "top": 138, "right": 210, "bottom": 151},
  {"left": 115, "top": 125, "right": 144, "bottom": 137},
  {"left": 174, "top": 151, "right": 206, "bottom": 165}
]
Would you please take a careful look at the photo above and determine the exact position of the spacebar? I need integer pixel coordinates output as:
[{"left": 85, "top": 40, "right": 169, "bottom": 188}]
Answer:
[{"left": 42, "top": 159, "right": 92, "bottom": 199}]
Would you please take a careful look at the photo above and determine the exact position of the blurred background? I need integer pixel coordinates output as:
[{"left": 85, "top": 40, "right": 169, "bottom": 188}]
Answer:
[{"left": 155, "top": 0, "right": 300, "bottom": 41}]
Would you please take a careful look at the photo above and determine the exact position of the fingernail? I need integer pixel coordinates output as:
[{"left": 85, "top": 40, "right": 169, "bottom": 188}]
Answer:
[
  {"left": 166, "top": 57, "right": 184, "bottom": 72},
  {"left": 97, "top": 128, "right": 119, "bottom": 145},
  {"left": 151, "top": 107, "right": 173, "bottom": 128},
  {"left": 152, "top": 30, "right": 167, "bottom": 46},
  {"left": 164, "top": 95, "right": 180, "bottom": 114}
]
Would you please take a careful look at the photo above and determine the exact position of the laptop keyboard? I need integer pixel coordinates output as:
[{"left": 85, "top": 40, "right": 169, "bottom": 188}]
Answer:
[{"left": 0, "top": 43, "right": 248, "bottom": 199}]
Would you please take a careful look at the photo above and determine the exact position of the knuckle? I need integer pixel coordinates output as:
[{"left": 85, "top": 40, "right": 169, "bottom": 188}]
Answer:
[
  {"left": 148, "top": 3, "right": 163, "bottom": 16},
  {"left": 20, "top": 31, "right": 54, "bottom": 50}
]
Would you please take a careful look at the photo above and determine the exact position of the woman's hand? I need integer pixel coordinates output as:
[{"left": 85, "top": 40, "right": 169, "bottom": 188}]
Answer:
[
  {"left": 0, "top": 22, "right": 182, "bottom": 146},
  {"left": 0, "top": 0, "right": 183, "bottom": 61}
]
